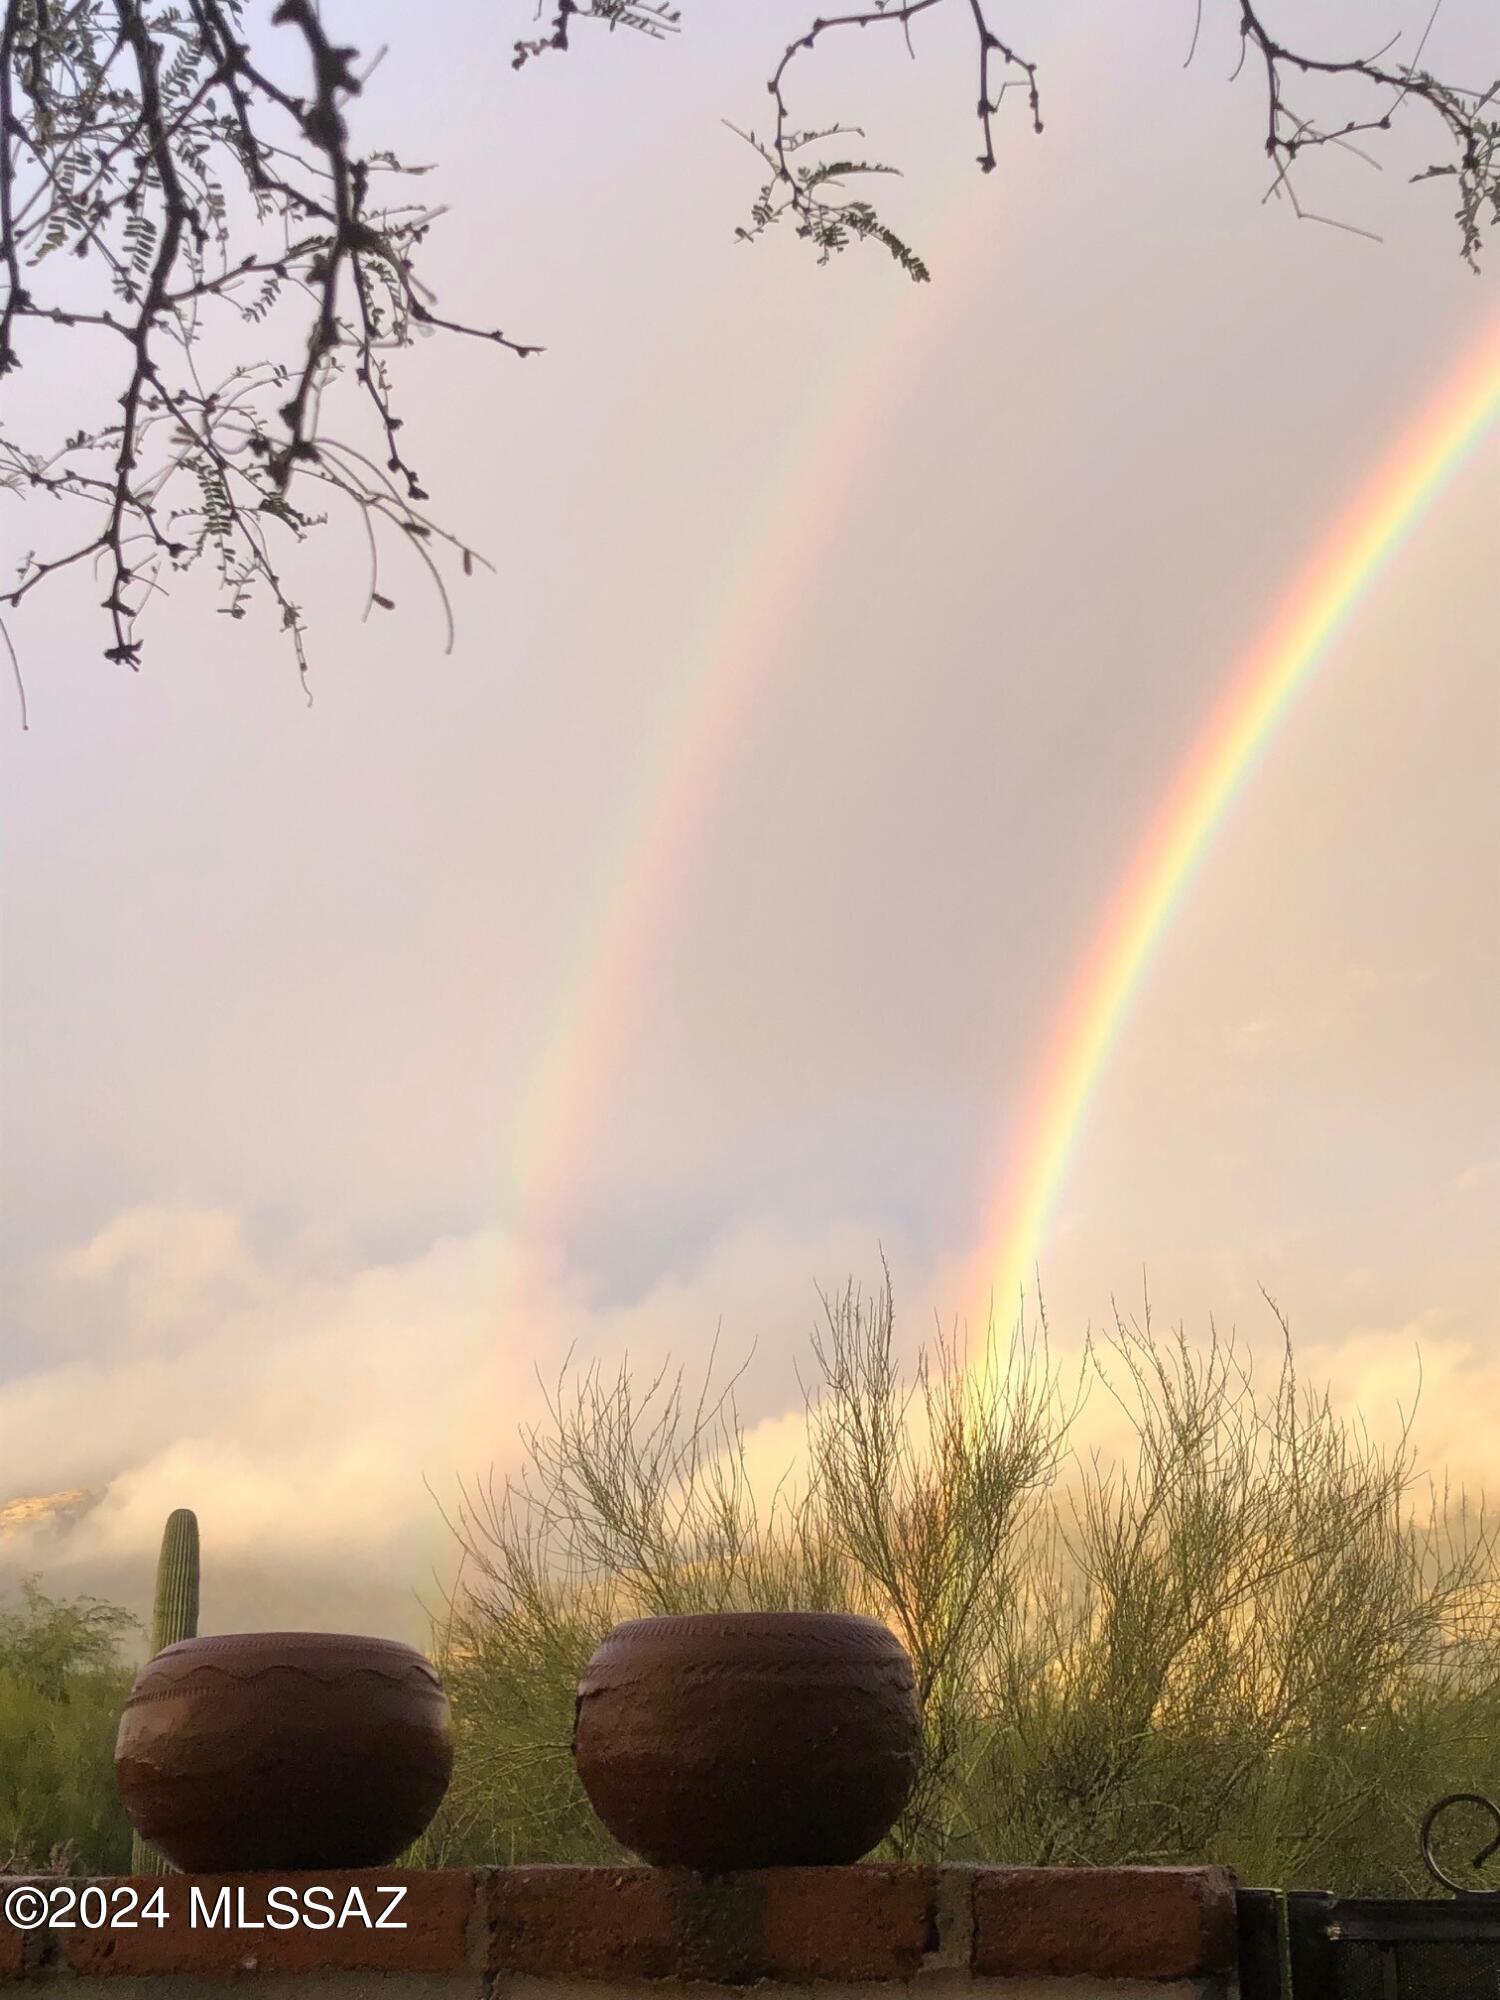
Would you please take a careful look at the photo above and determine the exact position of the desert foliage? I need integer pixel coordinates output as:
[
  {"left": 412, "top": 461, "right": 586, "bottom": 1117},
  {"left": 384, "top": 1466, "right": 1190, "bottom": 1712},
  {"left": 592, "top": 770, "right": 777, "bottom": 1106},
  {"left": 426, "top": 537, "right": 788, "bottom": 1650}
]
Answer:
[
  {"left": 0, "top": 1577, "right": 138, "bottom": 1872},
  {"left": 418, "top": 1273, "right": 1500, "bottom": 1893},
  {"left": 4, "top": 1274, "right": 1496, "bottom": 1892}
]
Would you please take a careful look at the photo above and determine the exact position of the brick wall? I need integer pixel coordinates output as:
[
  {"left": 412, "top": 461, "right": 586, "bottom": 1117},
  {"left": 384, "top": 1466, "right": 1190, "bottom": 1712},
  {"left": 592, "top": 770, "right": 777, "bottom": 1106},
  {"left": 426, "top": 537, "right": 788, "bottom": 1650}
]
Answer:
[{"left": 0, "top": 1864, "right": 1239, "bottom": 1998}]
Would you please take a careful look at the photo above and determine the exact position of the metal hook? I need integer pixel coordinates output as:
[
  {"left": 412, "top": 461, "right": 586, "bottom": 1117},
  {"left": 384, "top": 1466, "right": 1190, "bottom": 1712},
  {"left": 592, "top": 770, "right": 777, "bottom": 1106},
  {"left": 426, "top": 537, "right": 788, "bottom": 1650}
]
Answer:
[{"left": 1420, "top": 1792, "right": 1500, "bottom": 1897}]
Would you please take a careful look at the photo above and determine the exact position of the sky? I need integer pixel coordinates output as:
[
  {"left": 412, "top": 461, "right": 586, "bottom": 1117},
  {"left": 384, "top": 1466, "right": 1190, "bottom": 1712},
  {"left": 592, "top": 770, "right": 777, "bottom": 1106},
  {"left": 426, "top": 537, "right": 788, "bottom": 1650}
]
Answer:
[{"left": 1, "top": 0, "right": 1496, "bottom": 1645}]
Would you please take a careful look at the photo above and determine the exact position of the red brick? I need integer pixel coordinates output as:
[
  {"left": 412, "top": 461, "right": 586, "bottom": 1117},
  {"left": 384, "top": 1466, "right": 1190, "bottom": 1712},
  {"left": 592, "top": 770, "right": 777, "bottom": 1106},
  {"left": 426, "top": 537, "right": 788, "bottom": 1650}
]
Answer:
[
  {"left": 753, "top": 1865, "right": 939, "bottom": 1980},
  {"left": 0, "top": 1875, "right": 50, "bottom": 1979},
  {"left": 972, "top": 1864, "right": 1240, "bottom": 1980},
  {"left": 489, "top": 1864, "right": 947, "bottom": 1984},
  {"left": 6, "top": 1862, "right": 1241, "bottom": 1986},
  {"left": 488, "top": 1867, "right": 681, "bottom": 1981},
  {"left": 58, "top": 1870, "right": 476, "bottom": 1977}
]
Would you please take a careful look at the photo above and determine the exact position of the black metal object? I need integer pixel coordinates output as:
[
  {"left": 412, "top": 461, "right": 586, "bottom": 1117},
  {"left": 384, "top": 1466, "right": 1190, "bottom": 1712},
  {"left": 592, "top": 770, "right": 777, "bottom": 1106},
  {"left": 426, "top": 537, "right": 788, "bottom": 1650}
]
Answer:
[
  {"left": 1236, "top": 1793, "right": 1500, "bottom": 1998},
  {"left": 1420, "top": 1792, "right": 1500, "bottom": 1899}
]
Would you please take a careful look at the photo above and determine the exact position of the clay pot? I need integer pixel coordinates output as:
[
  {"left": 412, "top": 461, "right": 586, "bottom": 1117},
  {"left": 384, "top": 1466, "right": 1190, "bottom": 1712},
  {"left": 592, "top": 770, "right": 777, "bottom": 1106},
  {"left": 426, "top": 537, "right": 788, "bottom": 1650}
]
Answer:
[
  {"left": 572, "top": 1611, "right": 921, "bottom": 1869},
  {"left": 115, "top": 1632, "right": 452, "bottom": 1871}
]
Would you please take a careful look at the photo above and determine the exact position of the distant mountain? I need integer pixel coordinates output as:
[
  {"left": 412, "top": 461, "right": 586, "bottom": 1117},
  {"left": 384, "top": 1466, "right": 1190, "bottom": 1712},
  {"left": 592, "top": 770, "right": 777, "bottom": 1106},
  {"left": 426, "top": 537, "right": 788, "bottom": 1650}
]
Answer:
[{"left": 0, "top": 1485, "right": 107, "bottom": 1540}]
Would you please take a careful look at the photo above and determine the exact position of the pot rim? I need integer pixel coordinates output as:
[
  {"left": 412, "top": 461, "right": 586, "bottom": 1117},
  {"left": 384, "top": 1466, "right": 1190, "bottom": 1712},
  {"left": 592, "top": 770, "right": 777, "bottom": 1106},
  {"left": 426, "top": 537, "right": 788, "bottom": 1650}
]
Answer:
[
  {"left": 599, "top": 1610, "right": 900, "bottom": 1637},
  {"left": 148, "top": 1631, "right": 428, "bottom": 1653}
]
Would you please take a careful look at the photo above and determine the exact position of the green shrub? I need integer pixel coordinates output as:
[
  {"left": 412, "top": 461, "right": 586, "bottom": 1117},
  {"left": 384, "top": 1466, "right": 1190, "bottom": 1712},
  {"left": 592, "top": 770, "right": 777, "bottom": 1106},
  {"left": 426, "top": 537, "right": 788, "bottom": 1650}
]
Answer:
[
  {"left": 422, "top": 1274, "right": 1500, "bottom": 1892},
  {"left": 0, "top": 1578, "right": 138, "bottom": 1872}
]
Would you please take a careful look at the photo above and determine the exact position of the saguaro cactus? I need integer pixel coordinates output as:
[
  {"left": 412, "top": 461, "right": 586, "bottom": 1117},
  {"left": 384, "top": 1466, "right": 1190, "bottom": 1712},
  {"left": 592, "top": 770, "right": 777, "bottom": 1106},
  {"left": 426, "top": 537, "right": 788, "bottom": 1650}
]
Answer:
[
  {"left": 130, "top": 1508, "right": 200, "bottom": 1876},
  {"left": 147, "top": 1509, "right": 200, "bottom": 1657}
]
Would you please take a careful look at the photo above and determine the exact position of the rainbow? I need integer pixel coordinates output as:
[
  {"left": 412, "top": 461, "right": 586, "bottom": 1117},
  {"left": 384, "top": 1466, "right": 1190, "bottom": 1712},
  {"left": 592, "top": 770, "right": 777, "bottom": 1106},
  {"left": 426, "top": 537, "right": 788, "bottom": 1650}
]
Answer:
[
  {"left": 476, "top": 0, "right": 1127, "bottom": 1344},
  {"left": 965, "top": 317, "right": 1500, "bottom": 1339},
  {"left": 453, "top": 108, "right": 1106, "bottom": 1594},
  {"left": 488, "top": 190, "right": 1001, "bottom": 1312}
]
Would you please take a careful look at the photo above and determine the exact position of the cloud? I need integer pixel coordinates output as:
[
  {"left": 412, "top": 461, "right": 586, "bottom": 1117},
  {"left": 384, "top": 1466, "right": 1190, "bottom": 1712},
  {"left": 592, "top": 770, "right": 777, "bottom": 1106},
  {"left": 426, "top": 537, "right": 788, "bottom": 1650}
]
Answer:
[
  {"left": 0, "top": 1206, "right": 948, "bottom": 1640},
  {"left": 2, "top": 1211, "right": 536, "bottom": 1637},
  {"left": 4, "top": 1205, "right": 1493, "bottom": 1647}
]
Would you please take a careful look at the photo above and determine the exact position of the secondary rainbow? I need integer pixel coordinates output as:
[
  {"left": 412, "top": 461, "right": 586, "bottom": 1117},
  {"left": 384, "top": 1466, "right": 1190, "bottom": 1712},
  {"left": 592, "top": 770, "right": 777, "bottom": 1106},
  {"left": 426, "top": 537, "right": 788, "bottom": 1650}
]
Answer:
[
  {"left": 966, "top": 317, "right": 1500, "bottom": 1339},
  {"left": 486, "top": 189, "right": 1001, "bottom": 1313}
]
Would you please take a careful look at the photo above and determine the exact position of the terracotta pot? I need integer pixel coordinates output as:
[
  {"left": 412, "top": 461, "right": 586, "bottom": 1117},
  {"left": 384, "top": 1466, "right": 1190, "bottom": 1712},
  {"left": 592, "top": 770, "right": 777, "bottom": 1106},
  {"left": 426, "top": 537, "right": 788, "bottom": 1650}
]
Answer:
[
  {"left": 115, "top": 1632, "right": 452, "bottom": 1871},
  {"left": 572, "top": 1611, "right": 921, "bottom": 1869}
]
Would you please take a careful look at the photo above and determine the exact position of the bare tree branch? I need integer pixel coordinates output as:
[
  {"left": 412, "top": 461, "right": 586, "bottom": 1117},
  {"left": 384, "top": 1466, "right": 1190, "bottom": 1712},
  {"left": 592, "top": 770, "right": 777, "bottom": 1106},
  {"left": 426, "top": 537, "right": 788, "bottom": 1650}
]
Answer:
[
  {"left": 1, "top": 1, "right": 1494, "bottom": 696},
  {"left": 723, "top": 0, "right": 1494, "bottom": 279},
  {"left": 1, "top": 0, "right": 533, "bottom": 683}
]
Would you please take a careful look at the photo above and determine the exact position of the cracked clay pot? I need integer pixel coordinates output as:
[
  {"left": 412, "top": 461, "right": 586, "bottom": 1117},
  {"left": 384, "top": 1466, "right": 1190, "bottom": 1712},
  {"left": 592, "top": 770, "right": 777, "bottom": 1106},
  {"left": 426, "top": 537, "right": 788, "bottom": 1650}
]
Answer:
[
  {"left": 571, "top": 1611, "right": 922, "bottom": 1869},
  {"left": 115, "top": 1632, "right": 453, "bottom": 1871}
]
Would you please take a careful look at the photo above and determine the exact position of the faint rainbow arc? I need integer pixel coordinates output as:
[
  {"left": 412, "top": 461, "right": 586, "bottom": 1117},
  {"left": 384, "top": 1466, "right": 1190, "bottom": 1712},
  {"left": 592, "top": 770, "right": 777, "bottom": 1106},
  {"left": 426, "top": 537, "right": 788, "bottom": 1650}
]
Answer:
[
  {"left": 488, "top": 198, "right": 995, "bottom": 1307},
  {"left": 967, "top": 319, "right": 1500, "bottom": 1338}
]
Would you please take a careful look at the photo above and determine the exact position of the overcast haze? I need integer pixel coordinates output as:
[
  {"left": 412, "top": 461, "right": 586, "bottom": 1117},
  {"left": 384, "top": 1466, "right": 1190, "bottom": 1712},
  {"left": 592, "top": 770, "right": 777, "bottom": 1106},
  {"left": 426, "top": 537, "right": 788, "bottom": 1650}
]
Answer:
[{"left": 1, "top": 0, "right": 1496, "bottom": 1643}]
